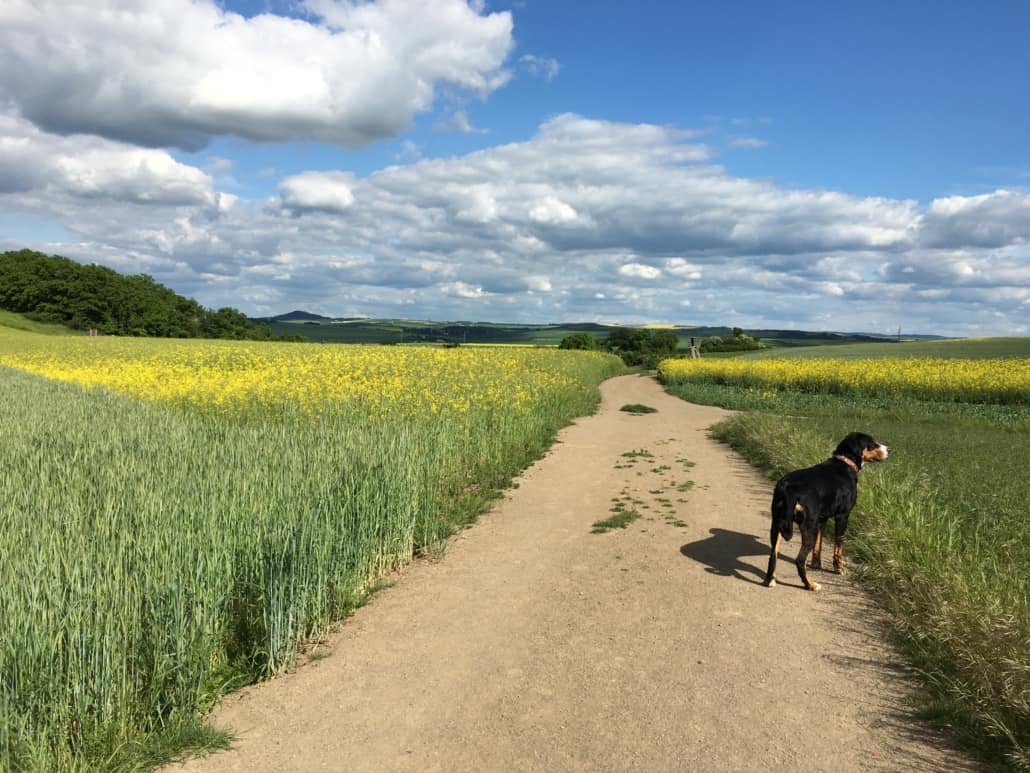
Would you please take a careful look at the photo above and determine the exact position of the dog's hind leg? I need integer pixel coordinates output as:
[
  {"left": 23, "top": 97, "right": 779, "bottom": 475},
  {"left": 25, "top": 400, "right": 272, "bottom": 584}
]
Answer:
[
  {"left": 795, "top": 527, "right": 821, "bottom": 591},
  {"left": 810, "top": 521, "right": 825, "bottom": 570},
  {"left": 763, "top": 524, "right": 781, "bottom": 587}
]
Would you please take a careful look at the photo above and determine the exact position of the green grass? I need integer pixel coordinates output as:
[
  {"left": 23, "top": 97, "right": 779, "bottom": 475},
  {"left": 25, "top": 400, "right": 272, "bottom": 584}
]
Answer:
[
  {"left": 0, "top": 309, "right": 76, "bottom": 335},
  {"left": 591, "top": 507, "right": 642, "bottom": 533},
  {"left": 743, "top": 336, "right": 1030, "bottom": 360},
  {"left": 620, "top": 449, "right": 654, "bottom": 459},
  {"left": 662, "top": 374, "right": 1030, "bottom": 771},
  {"left": 620, "top": 403, "right": 658, "bottom": 414},
  {"left": 664, "top": 381, "right": 1030, "bottom": 427},
  {"left": 0, "top": 352, "right": 622, "bottom": 771}
]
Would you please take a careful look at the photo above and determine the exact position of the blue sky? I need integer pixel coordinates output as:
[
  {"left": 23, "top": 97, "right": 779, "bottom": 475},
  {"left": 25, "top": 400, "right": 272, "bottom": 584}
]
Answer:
[
  {"left": 1, "top": 0, "right": 1029, "bottom": 335},
  {"left": 199, "top": 0, "right": 1030, "bottom": 200}
]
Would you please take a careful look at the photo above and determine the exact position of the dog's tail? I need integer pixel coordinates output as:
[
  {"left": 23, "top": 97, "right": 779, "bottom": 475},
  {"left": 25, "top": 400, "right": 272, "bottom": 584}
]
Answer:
[{"left": 771, "top": 486, "right": 796, "bottom": 541}]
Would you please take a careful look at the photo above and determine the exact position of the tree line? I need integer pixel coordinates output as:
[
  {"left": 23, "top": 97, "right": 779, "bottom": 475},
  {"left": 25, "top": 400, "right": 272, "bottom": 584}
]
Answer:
[
  {"left": 559, "top": 328, "right": 681, "bottom": 368},
  {"left": 559, "top": 325, "right": 766, "bottom": 366},
  {"left": 0, "top": 250, "right": 301, "bottom": 341}
]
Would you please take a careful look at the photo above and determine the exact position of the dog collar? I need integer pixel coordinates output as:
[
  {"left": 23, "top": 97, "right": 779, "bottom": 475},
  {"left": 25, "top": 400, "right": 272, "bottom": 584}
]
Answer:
[{"left": 832, "top": 454, "right": 860, "bottom": 474}]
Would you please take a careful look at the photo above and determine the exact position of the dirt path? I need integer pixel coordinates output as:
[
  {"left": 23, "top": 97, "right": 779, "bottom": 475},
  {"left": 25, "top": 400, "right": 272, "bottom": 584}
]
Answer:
[{"left": 174, "top": 375, "right": 977, "bottom": 773}]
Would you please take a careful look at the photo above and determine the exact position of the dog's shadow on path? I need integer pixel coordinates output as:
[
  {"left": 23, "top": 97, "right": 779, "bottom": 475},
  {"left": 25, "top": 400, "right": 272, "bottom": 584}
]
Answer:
[{"left": 680, "top": 528, "right": 769, "bottom": 584}]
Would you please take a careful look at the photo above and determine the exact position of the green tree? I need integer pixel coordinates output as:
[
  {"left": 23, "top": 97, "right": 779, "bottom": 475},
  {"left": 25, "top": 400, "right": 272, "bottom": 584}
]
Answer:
[
  {"left": 0, "top": 249, "right": 288, "bottom": 341},
  {"left": 605, "top": 327, "right": 681, "bottom": 368},
  {"left": 558, "top": 332, "right": 600, "bottom": 350},
  {"left": 701, "top": 330, "right": 767, "bottom": 353}
]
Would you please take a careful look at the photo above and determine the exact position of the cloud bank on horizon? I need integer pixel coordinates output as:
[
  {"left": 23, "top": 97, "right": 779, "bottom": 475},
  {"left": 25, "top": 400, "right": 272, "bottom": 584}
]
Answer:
[{"left": 1, "top": 0, "right": 1028, "bottom": 336}]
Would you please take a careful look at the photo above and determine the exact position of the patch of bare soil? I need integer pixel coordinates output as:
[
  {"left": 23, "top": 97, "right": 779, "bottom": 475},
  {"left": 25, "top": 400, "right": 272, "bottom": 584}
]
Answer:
[{"left": 171, "top": 375, "right": 978, "bottom": 772}]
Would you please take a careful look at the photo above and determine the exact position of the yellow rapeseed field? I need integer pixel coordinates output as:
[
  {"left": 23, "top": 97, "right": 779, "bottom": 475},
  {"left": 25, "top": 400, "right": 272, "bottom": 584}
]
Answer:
[
  {"left": 0, "top": 329, "right": 613, "bottom": 417},
  {"left": 658, "top": 356, "right": 1030, "bottom": 404}
]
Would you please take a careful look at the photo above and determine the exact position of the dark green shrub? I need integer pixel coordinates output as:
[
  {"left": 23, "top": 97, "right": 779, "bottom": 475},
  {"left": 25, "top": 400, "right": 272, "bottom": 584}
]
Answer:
[
  {"left": 605, "top": 327, "right": 679, "bottom": 367},
  {"left": 559, "top": 332, "right": 601, "bottom": 351}
]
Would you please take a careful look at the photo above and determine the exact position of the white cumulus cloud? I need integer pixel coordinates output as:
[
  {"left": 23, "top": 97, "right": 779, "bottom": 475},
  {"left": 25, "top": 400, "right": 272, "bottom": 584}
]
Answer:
[
  {"left": 528, "top": 196, "right": 578, "bottom": 225},
  {"left": 442, "top": 281, "right": 487, "bottom": 298},
  {"left": 0, "top": 115, "right": 215, "bottom": 205},
  {"left": 919, "top": 189, "right": 1030, "bottom": 248},
  {"left": 526, "top": 275, "right": 552, "bottom": 292},
  {"left": 618, "top": 263, "right": 662, "bottom": 280},
  {"left": 0, "top": 0, "right": 513, "bottom": 150},
  {"left": 280, "top": 171, "right": 356, "bottom": 214},
  {"left": 5, "top": 113, "right": 1030, "bottom": 336}
]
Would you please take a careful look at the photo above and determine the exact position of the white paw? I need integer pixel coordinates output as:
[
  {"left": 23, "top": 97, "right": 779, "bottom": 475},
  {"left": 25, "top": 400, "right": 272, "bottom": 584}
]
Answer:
[
  {"left": 767, "top": 578, "right": 776, "bottom": 588},
  {"left": 809, "top": 582, "right": 821, "bottom": 592}
]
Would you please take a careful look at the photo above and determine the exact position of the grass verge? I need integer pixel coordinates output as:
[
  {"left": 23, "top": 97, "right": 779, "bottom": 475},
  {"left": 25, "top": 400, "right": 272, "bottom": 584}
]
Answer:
[
  {"left": 0, "top": 309, "right": 75, "bottom": 335},
  {"left": 663, "top": 379, "right": 1030, "bottom": 771}
]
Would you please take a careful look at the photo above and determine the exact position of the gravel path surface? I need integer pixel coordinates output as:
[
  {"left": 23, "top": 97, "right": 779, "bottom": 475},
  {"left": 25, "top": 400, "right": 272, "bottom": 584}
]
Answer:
[{"left": 172, "top": 374, "right": 977, "bottom": 772}]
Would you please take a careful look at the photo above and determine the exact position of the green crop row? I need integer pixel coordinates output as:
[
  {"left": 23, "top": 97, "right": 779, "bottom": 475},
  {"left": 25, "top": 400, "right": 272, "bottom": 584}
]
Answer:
[{"left": 0, "top": 350, "right": 622, "bottom": 771}]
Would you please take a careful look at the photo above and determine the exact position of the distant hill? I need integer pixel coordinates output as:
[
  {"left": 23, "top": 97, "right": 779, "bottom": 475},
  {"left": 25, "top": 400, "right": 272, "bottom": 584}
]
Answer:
[
  {"left": 251, "top": 312, "right": 945, "bottom": 348},
  {"left": 264, "top": 310, "right": 334, "bottom": 323},
  {"left": 0, "top": 249, "right": 294, "bottom": 341},
  {"left": 252, "top": 310, "right": 371, "bottom": 323}
]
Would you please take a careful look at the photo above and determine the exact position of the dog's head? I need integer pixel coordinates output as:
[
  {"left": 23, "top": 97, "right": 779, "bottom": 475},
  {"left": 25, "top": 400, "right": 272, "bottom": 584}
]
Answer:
[{"left": 834, "top": 432, "right": 889, "bottom": 469}]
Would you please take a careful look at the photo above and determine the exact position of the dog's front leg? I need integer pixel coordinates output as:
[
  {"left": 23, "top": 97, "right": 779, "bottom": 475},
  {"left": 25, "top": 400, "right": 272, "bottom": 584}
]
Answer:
[
  {"left": 833, "top": 515, "right": 849, "bottom": 575},
  {"left": 833, "top": 540, "right": 846, "bottom": 575}
]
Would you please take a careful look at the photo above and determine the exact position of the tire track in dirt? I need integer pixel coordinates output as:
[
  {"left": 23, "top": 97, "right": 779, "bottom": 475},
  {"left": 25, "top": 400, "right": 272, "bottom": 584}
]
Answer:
[{"left": 172, "top": 374, "right": 978, "bottom": 772}]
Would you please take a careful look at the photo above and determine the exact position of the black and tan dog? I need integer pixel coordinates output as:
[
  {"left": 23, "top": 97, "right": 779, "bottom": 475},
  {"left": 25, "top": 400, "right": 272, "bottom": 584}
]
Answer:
[{"left": 763, "top": 432, "right": 889, "bottom": 591}]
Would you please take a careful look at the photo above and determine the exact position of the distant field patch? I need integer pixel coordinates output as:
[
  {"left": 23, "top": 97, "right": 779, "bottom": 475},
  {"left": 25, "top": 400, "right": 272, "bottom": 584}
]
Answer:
[
  {"left": 747, "top": 336, "right": 1030, "bottom": 360},
  {"left": 658, "top": 356, "right": 1029, "bottom": 405},
  {"left": 0, "top": 332, "right": 617, "bottom": 416}
]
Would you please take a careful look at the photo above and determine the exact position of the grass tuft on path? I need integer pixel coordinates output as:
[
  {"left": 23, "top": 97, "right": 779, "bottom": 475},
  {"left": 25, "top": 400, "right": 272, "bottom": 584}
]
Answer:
[
  {"left": 592, "top": 507, "right": 642, "bottom": 533},
  {"left": 620, "top": 403, "right": 658, "bottom": 414}
]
